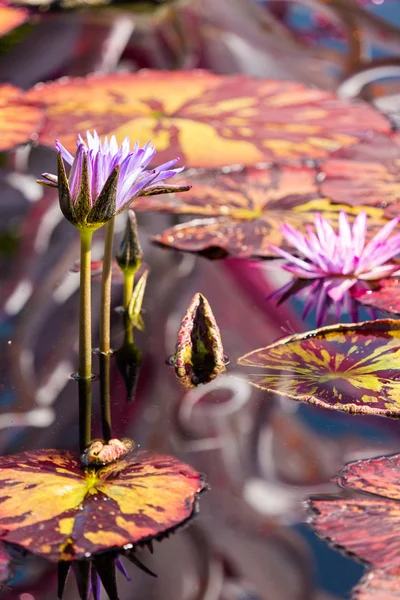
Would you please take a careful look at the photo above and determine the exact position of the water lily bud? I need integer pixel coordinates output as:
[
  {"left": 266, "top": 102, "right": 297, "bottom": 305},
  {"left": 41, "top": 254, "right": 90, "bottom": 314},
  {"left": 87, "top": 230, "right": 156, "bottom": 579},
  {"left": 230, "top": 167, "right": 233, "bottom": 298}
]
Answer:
[
  {"left": 172, "top": 293, "right": 226, "bottom": 389},
  {"left": 128, "top": 269, "right": 148, "bottom": 329},
  {"left": 116, "top": 211, "right": 143, "bottom": 275}
]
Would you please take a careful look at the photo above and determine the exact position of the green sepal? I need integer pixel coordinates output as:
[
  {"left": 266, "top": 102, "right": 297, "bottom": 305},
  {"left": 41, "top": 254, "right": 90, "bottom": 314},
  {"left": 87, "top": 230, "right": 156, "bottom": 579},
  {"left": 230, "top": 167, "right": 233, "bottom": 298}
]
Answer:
[
  {"left": 87, "top": 165, "right": 119, "bottom": 226},
  {"left": 74, "top": 152, "right": 91, "bottom": 226},
  {"left": 57, "top": 152, "right": 76, "bottom": 225}
]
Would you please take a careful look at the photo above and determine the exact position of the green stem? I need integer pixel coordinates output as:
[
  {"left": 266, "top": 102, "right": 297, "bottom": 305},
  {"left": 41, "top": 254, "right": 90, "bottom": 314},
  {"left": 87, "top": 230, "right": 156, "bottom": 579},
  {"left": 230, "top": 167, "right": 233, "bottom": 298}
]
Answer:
[
  {"left": 99, "top": 218, "right": 115, "bottom": 441},
  {"left": 78, "top": 229, "right": 93, "bottom": 452},
  {"left": 123, "top": 271, "right": 135, "bottom": 310},
  {"left": 79, "top": 230, "right": 93, "bottom": 379},
  {"left": 100, "top": 218, "right": 115, "bottom": 354}
]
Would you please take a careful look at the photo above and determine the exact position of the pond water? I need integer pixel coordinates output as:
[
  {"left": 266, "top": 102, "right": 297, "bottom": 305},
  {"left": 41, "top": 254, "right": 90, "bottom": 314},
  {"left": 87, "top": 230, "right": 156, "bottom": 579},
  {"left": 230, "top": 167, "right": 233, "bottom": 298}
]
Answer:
[{"left": 1, "top": 1, "right": 400, "bottom": 599}]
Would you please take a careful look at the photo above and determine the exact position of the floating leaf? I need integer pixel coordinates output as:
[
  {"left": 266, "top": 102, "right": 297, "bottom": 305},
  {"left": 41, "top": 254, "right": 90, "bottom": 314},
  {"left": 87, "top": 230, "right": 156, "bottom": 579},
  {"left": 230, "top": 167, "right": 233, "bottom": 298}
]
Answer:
[
  {"left": 25, "top": 71, "right": 390, "bottom": 168},
  {"left": 134, "top": 165, "right": 387, "bottom": 258},
  {"left": 238, "top": 319, "right": 400, "bottom": 417},
  {"left": 0, "top": 85, "right": 43, "bottom": 151},
  {"left": 0, "top": 449, "right": 205, "bottom": 562},
  {"left": 320, "top": 134, "right": 400, "bottom": 214},
  {"left": 354, "top": 279, "right": 400, "bottom": 316},
  {"left": 172, "top": 293, "right": 225, "bottom": 389},
  {"left": 0, "top": 5, "right": 27, "bottom": 36},
  {"left": 310, "top": 454, "right": 400, "bottom": 599}
]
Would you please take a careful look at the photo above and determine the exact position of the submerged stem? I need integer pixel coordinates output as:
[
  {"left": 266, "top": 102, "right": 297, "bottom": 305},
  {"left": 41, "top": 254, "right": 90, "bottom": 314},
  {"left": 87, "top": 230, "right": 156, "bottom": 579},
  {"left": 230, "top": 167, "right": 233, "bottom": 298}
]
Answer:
[
  {"left": 123, "top": 271, "right": 135, "bottom": 310},
  {"left": 99, "top": 353, "right": 112, "bottom": 441},
  {"left": 78, "top": 378, "right": 92, "bottom": 453},
  {"left": 99, "top": 217, "right": 115, "bottom": 440}
]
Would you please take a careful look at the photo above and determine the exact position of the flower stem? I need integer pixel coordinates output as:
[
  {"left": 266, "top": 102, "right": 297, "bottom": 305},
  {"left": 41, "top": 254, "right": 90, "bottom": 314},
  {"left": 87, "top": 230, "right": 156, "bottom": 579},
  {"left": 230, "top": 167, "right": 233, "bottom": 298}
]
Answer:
[
  {"left": 123, "top": 271, "right": 135, "bottom": 310},
  {"left": 100, "top": 218, "right": 115, "bottom": 355},
  {"left": 79, "top": 230, "right": 93, "bottom": 379},
  {"left": 99, "top": 217, "right": 115, "bottom": 441},
  {"left": 78, "top": 229, "right": 93, "bottom": 452}
]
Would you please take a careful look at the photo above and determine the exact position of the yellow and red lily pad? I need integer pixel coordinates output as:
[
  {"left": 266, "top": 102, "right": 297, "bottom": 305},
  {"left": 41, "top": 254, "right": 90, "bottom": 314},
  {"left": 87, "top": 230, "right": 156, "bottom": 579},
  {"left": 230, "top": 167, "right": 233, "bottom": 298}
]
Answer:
[
  {"left": 320, "top": 134, "right": 400, "bottom": 216},
  {"left": 134, "top": 165, "right": 387, "bottom": 258},
  {"left": 354, "top": 279, "right": 400, "bottom": 316},
  {"left": 0, "top": 449, "right": 205, "bottom": 562},
  {"left": 0, "top": 84, "right": 42, "bottom": 151},
  {"left": 0, "top": 4, "right": 27, "bottom": 37},
  {"left": 25, "top": 71, "right": 390, "bottom": 168},
  {"left": 310, "top": 454, "right": 400, "bottom": 599},
  {"left": 237, "top": 319, "right": 400, "bottom": 417}
]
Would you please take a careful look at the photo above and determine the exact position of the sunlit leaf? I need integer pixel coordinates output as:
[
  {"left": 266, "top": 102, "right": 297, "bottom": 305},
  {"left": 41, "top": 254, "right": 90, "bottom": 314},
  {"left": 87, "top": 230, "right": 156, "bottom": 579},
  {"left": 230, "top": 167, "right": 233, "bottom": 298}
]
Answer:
[
  {"left": 25, "top": 71, "right": 390, "bottom": 168},
  {"left": 0, "top": 5, "right": 27, "bottom": 36},
  {"left": 173, "top": 293, "right": 225, "bottom": 388},
  {"left": 0, "top": 449, "right": 205, "bottom": 562},
  {"left": 238, "top": 319, "right": 400, "bottom": 417},
  {"left": 0, "top": 84, "right": 43, "bottom": 151},
  {"left": 354, "top": 279, "right": 400, "bottom": 316},
  {"left": 310, "top": 453, "right": 400, "bottom": 599},
  {"left": 134, "top": 165, "right": 387, "bottom": 258},
  {"left": 320, "top": 134, "right": 400, "bottom": 215}
]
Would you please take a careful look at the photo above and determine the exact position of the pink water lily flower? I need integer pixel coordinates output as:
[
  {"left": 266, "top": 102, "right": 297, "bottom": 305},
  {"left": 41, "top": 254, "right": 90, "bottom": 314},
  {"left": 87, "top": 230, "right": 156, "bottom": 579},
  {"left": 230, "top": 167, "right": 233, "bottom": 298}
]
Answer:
[
  {"left": 38, "top": 131, "right": 190, "bottom": 231},
  {"left": 270, "top": 212, "right": 400, "bottom": 303}
]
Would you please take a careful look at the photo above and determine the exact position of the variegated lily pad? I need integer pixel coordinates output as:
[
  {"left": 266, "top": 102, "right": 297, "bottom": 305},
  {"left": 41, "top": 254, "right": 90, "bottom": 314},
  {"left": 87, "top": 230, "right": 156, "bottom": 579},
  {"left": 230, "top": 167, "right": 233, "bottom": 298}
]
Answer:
[{"left": 238, "top": 320, "right": 400, "bottom": 417}]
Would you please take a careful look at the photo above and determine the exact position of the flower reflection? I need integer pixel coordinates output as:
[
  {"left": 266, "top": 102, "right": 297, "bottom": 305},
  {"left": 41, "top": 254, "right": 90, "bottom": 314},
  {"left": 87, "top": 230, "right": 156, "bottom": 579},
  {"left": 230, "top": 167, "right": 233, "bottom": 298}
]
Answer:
[{"left": 269, "top": 277, "right": 376, "bottom": 326}]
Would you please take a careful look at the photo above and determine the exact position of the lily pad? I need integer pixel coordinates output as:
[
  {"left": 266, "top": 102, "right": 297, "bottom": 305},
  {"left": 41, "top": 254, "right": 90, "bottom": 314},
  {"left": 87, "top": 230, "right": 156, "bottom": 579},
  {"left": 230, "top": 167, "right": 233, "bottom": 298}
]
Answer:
[
  {"left": 133, "top": 165, "right": 387, "bottom": 258},
  {"left": 354, "top": 279, "right": 400, "bottom": 316},
  {"left": 320, "top": 134, "right": 400, "bottom": 215},
  {"left": 0, "top": 84, "right": 43, "bottom": 151},
  {"left": 310, "top": 453, "right": 400, "bottom": 599},
  {"left": 237, "top": 319, "right": 400, "bottom": 417},
  {"left": 0, "top": 449, "right": 205, "bottom": 562},
  {"left": 25, "top": 71, "right": 390, "bottom": 168}
]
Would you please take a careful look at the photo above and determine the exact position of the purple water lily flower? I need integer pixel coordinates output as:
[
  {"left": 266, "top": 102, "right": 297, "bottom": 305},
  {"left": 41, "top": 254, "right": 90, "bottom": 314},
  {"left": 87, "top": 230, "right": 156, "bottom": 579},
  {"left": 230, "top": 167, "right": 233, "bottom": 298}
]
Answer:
[
  {"left": 38, "top": 131, "right": 190, "bottom": 231},
  {"left": 270, "top": 211, "right": 400, "bottom": 303}
]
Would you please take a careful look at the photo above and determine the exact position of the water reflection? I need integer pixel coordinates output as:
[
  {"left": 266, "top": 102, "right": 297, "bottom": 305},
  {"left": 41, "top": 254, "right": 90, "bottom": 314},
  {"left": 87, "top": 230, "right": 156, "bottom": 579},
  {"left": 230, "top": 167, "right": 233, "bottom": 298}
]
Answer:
[{"left": 269, "top": 276, "right": 376, "bottom": 327}]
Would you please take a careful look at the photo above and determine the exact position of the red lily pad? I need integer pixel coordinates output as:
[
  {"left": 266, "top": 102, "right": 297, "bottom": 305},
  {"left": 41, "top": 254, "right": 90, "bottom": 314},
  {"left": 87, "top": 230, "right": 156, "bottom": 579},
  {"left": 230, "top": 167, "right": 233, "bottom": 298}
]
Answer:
[
  {"left": 0, "top": 5, "right": 27, "bottom": 37},
  {"left": 0, "top": 84, "right": 43, "bottom": 151},
  {"left": 354, "top": 279, "right": 400, "bottom": 316},
  {"left": 0, "top": 449, "right": 205, "bottom": 562},
  {"left": 25, "top": 71, "right": 390, "bottom": 168},
  {"left": 320, "top": 134, "right": 400, "bottom": 216},
  {"left": 133, "top": 165, "right": 387, "bottom": 258},
  {"left": 237, "top": 319, "right": 400, "bottom": 417},
  {"left": 310, "top": 454, "right": 400, "bottom": 598}
]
